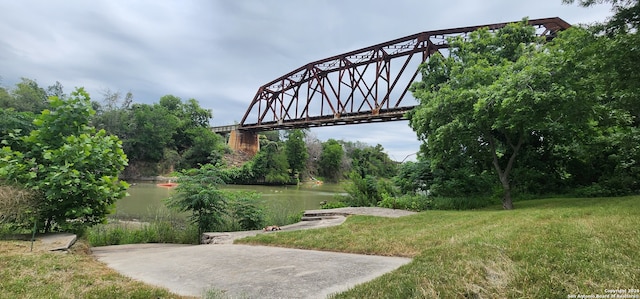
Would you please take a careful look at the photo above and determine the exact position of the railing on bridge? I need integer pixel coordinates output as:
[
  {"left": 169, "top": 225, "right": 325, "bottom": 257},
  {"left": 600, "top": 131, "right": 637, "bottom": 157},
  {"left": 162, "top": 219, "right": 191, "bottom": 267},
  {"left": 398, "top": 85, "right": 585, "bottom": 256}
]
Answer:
[
  {"left": 211, "top": 124, "right": 238, "bottom": 134},
  {"left": 238, "top": 17, "right": 570, "bottom": 132}
]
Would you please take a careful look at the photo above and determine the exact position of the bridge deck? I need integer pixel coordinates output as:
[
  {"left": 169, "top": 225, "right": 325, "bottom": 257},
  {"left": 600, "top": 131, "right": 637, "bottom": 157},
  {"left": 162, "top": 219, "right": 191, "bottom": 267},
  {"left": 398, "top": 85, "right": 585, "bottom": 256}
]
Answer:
[{"left": 240, "top": 106, "right": 414, "bottom": 131}]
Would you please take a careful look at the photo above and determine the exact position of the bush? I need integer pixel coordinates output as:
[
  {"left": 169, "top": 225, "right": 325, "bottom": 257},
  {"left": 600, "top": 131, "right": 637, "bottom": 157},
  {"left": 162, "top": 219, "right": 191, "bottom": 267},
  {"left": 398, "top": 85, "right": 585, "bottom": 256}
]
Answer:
[
  {"left": 573, "top": 183, "right": 620, "bottom": 198},
  {"left": 377, "top": 194, "right": 432, "bottom": 211},
  {"left": 340, "top": 172, "right": 396, "bottom": 207},
  {"left": 0, "top": 184, "right": 39, "bottom": 233},
  {"left": 227, "top": 191, "right": 265, "bottom": 230},
  {"left": 0, "top": 89, "right": 129, "bottom": 233},
  {"left": 167, "top": 164, "right": 268, "bottom": 237}
]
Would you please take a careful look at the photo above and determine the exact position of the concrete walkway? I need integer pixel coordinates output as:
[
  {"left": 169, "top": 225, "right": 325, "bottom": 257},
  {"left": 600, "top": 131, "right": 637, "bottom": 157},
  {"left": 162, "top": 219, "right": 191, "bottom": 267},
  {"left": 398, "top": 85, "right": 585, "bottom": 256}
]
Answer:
[{"left": 92, "top": 207, "right": 416, "bottom": 298}]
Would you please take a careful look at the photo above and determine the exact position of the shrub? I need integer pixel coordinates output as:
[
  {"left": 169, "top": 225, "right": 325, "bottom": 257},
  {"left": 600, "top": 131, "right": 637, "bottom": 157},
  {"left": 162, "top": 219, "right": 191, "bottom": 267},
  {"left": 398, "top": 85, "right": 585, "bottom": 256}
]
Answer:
[
  {"left": 166, "top": 164, "right": 265, "bottom": 238},
  {"left": 0, "top": 89, "right": 128, "bottom": 233},
  {"left": 377, "top": 194, "right": 432, "bottom": 211},
  {"left": 0, "top": 184, "right": 39, "bottom": 233},
  {"left": 227, "top": 191, "right": 265, "bottom": 230},
  {"left": 340, "top": 172, "right": 396, "bottom": 207}
]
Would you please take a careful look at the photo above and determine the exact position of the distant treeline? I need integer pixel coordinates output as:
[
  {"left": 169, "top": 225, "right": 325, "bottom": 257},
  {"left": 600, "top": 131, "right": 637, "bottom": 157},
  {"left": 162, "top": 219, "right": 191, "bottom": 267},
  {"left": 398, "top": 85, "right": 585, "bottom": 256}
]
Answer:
[{"left": 0, "top": 80, "right": 398, "bottom": 185}]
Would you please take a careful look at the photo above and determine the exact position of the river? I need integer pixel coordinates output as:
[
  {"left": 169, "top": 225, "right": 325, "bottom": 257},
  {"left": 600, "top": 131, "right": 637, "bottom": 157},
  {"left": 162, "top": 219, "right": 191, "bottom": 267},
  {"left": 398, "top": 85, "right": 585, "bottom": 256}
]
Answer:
[{"left": 113, "top": 182, "right": 344, "bottom": 221}]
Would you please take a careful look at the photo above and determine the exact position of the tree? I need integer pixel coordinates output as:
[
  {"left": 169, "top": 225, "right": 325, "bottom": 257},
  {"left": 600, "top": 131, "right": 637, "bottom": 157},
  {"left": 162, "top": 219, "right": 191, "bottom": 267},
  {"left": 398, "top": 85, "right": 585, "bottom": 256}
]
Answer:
[
  {"left": 125, "top": 103, "right": 179, "bottom": 162},
  {"left": 46, "top": 81, "right": 66, "bottom": 100},
  {"left": 2, "top": 78, "right": 49, "bottom": 113},
  {"left": 166, "top": 164, "right": 228, "bottom": 238},
  {"left": 319, "top": 139, "right": 344, "bottom": 182},
  {"left": 544, "top": 19, "right": 640, "bottom": 195},
  {"left": 409, "top": 21, "right": 595, "bottom": 209},
  {"left": 251, "top": 142, "right": 290, "bottom": 184},
  {"left": 394, "top": 160, "right": 433, "bottom": 195},
  {"left": 304, "top": 133, "right": 323, "bottom": 178},
  {"left": 0, "top": 88, "right": 128, "bottom": 232},
  {"left": 178, "top": 126, "right": 226, "bottom": 169},
  {"left": 0, "top": 86, "right": 13, "bottom": 109},
  {"left": 349, "top": 144, "right": 397, "bottom": 178},
  {"left": 92, "top": 89, "right": 133, "bottom": 138},
  {"left": 158, "top": 95, "right": 223, "bottom": 170},
  {"left": 166, "top": 164, "right": 263, "bottom": 239},
  {"left": 0, "top": 109, "right": 36, "bottom": 149},
  {"left": 284, "top": 129, "right": 308, "bottom": 177}
]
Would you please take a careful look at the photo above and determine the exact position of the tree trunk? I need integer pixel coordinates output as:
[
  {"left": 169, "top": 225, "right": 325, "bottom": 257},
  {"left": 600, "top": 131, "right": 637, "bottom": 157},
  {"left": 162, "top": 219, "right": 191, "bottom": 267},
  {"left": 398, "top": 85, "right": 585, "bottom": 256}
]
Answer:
[
  {"left": 488, "top": 134, "right": 524, "bottom": 210},
  {"left": 499, "top": 173, "right": 514, "bottom": 210}
]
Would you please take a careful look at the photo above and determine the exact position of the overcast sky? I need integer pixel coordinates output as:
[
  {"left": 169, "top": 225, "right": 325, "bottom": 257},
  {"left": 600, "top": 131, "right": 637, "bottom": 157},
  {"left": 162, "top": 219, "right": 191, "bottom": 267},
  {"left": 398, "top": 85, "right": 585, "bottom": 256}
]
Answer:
[{"left": 0, "top": 1, "right": 612, "bottom": 161}]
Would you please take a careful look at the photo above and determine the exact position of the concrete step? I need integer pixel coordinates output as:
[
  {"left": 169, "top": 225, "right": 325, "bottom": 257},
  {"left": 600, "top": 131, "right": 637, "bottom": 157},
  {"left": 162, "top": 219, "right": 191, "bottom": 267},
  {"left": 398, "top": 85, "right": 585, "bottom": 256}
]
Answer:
[
  {"left": 301, "top": 216, "right": 322, "bottom": 221},
  {"left": 303, "top": 212, "right": 350, "bottom": 218}
]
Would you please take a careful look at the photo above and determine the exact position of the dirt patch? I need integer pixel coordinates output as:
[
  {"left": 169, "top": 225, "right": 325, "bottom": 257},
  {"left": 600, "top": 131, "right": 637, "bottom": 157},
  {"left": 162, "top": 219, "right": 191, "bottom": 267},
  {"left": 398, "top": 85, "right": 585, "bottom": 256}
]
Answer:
[{"left": 223, "top": 150, "right": 252, "bottom": 167}]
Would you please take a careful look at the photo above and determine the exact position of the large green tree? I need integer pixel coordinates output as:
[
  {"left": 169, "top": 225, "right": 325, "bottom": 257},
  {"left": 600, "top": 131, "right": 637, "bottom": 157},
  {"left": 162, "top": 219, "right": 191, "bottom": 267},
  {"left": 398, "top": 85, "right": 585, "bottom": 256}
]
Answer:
[
  {"left": 125, "top": 103, "right": 179, "bottom": 163},
  {"left": 0, "top": 78, "right": 48, "bottom": 113},
  {"left": 319, "top": 139, "right": 344, "bottom": 182},
  {"left": 349, "top": 144, "right": 397, "bottom": 179},
  {"left": 548, "top": 5, "right": 640, "bottom": 195},
  {"left": 409, "top": 21, "right": 595, "bottom": 209},
  {"left": 284, "top": 129, "right": 308, "bottom": 177},
  {"left": 0, "top": 88, "right": 128, "bottom": 232},
  {"left": 252, "top": 142, "right": 290, "bottom": 184}
]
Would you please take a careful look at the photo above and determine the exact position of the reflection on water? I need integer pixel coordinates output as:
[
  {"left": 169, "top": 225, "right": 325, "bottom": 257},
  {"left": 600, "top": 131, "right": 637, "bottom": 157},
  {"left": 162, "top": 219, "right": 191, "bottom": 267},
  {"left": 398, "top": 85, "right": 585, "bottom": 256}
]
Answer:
[{"left": 114, "top": 182, "right": 344, "bottom": 220}]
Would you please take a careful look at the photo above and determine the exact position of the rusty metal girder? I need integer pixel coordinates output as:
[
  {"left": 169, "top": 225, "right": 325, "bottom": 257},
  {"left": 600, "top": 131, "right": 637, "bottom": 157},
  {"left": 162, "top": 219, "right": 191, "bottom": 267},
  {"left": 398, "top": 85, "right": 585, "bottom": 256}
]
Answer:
[{"left": 239, "top": 17, "right": 570, "bottom": 131}]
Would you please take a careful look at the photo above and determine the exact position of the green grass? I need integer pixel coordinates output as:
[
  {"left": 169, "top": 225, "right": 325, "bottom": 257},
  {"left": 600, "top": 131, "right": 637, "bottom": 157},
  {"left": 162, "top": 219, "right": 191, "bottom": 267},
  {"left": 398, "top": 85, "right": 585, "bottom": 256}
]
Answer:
[
  {"left": 237, "top": 196, "right": 640, "bottom": 298},
  {"left": 87, "top": 220, "right": 200, "bottom": 246},
  {"left": 0, "top": 240, "right": 193, "bottom": 299}
]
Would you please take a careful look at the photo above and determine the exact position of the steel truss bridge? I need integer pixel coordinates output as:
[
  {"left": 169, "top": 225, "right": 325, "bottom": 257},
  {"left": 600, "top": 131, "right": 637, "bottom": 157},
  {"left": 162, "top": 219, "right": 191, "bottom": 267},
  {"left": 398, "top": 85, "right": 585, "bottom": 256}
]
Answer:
[{"left": 234, "top": 17, "right": 570, "bottom": 132}]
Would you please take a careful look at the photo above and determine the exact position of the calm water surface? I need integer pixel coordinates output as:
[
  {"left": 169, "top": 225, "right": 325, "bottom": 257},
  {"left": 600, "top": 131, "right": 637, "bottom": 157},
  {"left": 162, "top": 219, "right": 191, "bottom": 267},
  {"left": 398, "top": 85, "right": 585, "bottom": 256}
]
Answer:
[{"left": 114, "top": 182, "right": 344, "bottom": 220}]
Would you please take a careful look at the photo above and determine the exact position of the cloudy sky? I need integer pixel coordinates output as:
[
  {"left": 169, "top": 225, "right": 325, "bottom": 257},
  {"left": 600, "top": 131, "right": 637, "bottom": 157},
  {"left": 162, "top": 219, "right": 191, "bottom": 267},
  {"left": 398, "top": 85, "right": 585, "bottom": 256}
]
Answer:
[{"left": 0, "top": 1, "right": 612, "bottom": 161}]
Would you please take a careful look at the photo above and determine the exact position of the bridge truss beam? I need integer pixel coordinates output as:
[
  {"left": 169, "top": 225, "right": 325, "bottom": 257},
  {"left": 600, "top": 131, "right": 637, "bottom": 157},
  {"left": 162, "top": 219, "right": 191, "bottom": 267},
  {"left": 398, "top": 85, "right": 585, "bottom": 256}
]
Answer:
[{"left": 239, "top": 17, "right": 570, "bottom": 131}]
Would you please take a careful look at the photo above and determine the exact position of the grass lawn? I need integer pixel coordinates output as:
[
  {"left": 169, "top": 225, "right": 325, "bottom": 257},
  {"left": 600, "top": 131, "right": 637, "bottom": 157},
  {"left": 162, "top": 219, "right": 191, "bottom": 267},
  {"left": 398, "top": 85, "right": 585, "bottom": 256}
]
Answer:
[
  {"left": 237, "top": 196, "right": 640, "bottom": 298},
  {"left": 0, "top": 239, "right": 193, "bottom": 299}
]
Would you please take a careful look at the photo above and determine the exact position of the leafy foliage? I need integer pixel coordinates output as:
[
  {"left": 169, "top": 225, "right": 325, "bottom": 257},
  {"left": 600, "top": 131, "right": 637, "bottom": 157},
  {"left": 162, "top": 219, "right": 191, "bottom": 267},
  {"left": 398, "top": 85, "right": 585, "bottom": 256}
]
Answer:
[
  {"left": 0, "top": 78, "right": 49, "bottom": 113},
  {"left": 338, "top": 172, "right": 396, "bottom": 207},
  {"left": 349, "top": 144, "right": 397, "bottom": 179},
  {"left": 227, "top": 191, "right": 265, "bottom": 230},
  {"left": 166, "top": 164, "right": 264, "bottom": 240},
  {"left": 0, "top": 88, "right": 129, "bottom": 232},
  {"left": 125, "top": 103, "right": 179, "bottom": 162},
  {"left": 0, "top": 109, "right": 36, "bottom": 150},
  {"left": 319, "top": 139, "right": 344, "bottom": 182},
  {"left": 393, "top": 160, "right": 433, "bottom": 194},
  {"left": 408, "top": 20, "right": 597, "bottom": 209},
  {"left": 0, "top": 184, "right": 38, "bottom": 232},
  {"left": 165, "top": 164, "right": 228, "bottom": 237},
  {"left": 252, "top": 142, "right": 291, "bottom": 184},
  {"left": 284, "top": 129, "right": 308, "bottom": 177}
]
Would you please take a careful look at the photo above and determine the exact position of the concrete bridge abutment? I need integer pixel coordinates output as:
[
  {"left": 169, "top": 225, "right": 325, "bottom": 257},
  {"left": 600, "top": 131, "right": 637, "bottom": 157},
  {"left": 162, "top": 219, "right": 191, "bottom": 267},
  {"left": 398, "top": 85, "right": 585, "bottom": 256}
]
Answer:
[{"left": 228, "top": 129, "right": 259, "bottom": 156}]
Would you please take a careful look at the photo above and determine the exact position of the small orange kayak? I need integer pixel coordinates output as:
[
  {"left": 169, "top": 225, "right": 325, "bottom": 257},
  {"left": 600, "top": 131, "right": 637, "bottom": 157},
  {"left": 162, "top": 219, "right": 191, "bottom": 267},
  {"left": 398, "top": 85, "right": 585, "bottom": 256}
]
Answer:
[{"left": 156, "top": 182, "right": 178, "bottom": 188}]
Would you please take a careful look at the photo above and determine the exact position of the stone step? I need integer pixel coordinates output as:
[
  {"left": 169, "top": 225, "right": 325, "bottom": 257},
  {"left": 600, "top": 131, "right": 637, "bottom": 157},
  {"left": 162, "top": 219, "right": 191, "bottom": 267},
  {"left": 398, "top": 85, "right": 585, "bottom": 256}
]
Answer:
[{"left": 301, "top": 216, "right": 322, "bottom": 221}]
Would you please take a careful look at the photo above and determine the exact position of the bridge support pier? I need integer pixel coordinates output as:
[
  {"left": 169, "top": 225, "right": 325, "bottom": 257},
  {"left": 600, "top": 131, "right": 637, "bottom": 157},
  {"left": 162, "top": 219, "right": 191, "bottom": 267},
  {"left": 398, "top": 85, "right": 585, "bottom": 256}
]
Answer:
[{"left": 228, "top": 129, "right": 259, "bottom": 156}]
